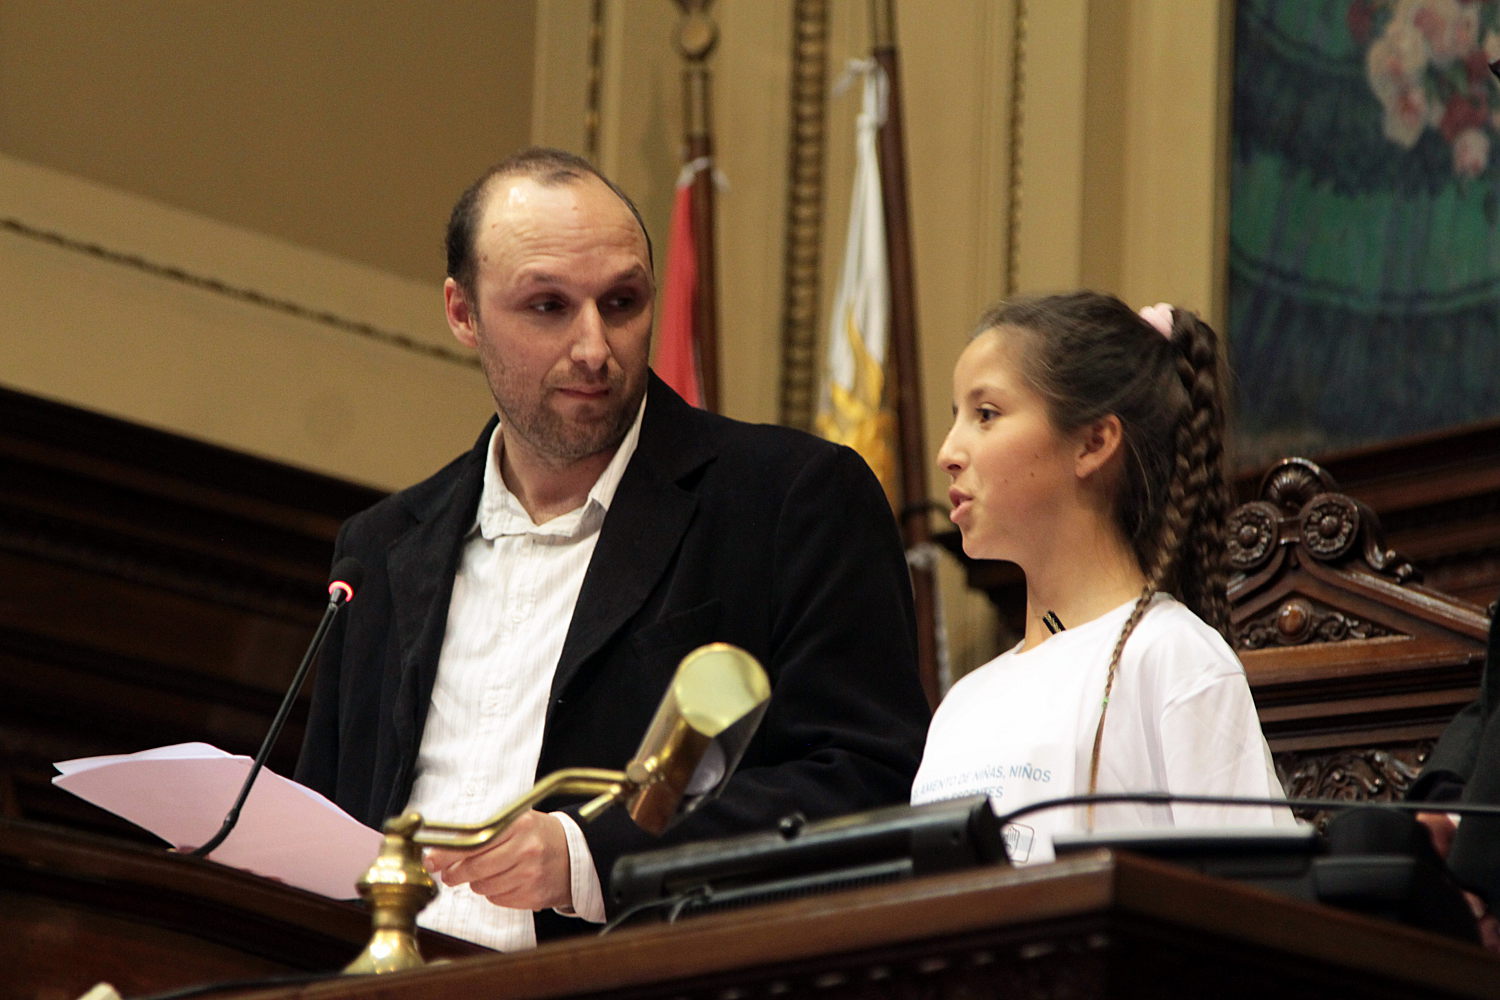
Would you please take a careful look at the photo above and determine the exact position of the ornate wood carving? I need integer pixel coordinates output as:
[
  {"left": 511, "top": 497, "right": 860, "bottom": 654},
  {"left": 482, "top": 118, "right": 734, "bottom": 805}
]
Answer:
[
  {"left": 1238, "top": 597, "right": 1395, "bottom": 649},
  {"left": 1228, "top": 458, "right": 1420, "bottom": 635},
  {"left": 580, "top": 933, "right": 1107, "bottom": 1000},
  {"left": 1227, "top": 458, "right": 1487, "bottom": 759},
  {"left": 1265, "top": 416, "right": 1500, "bottom": 608},
  {"left": 1274, "top": 742, "right": 1432, "bottom": 828}
]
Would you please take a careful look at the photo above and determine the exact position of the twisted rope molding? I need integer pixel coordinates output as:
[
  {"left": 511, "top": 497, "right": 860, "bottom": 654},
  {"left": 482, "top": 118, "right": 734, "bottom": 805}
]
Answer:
[
  {"left": 2, "top": 216, "right": 478, "bottom": 370},
  {"left": 1004, "top": 0, "right": 1026, "bottom": 298}
]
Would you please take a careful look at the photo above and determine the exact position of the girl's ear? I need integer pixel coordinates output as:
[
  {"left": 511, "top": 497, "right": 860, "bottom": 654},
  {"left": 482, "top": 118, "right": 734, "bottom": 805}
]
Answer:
[{"left": 1075, "top": 414, "right": 1124, "bottom": 481}]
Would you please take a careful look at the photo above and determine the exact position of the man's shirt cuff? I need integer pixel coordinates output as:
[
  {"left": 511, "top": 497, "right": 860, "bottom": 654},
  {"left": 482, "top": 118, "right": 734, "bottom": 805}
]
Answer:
[{"left": 550, "top": 811, "right": 606, "bottom": 923}]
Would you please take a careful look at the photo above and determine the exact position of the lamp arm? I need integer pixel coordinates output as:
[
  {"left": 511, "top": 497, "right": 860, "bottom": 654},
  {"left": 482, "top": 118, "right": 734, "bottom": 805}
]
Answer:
[
  {"left": 408, "top": 767, "right": 631, "bottom": 849},
  {"left": 346, "top": 643, "right": 767, "bottom": 975}
]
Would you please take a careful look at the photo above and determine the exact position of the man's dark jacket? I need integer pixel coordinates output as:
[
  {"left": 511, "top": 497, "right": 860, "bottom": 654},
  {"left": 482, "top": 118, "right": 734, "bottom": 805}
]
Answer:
[
  {"left": 1410, "top": 598, "right": 1500, "bottom": 904},
  {"left": 295, "top": 374, "right": 930, "bottom": 940}
]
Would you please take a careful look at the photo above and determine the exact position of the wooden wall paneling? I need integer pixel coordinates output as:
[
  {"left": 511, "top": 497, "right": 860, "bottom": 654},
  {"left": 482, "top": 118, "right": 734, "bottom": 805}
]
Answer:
[{"left": 0, "top": 385, "right": 383, "bottom": 837}]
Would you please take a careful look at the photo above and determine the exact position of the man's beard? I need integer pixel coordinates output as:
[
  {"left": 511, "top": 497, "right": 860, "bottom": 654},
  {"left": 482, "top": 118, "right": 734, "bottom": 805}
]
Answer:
[{"left": 494, "top": 372, "right": 644, "bottom": 468}]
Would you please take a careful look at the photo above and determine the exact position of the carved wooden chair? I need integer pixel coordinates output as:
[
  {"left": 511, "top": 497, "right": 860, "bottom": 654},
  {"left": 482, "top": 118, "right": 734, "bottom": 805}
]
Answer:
[{"left": 1228, "top": 458, "right": 1490, "bottom": 824}]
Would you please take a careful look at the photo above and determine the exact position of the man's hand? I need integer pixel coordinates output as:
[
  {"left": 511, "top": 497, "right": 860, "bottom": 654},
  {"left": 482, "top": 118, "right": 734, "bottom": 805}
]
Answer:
[
  {"left": 1475, "top": 904, "right": 1500, "bottom": 954},
  {"left": 1416, "top": 810, "right": 1459, "bottom": 858},
  {"left": 423, "top": 810, "right": 573, "bottom": 911},
  {"left": 1418, "top": 812, "right": 1500, "bottom": 953}
]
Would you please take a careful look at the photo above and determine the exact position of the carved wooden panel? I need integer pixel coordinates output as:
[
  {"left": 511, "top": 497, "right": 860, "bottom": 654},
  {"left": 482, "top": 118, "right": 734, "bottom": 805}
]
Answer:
[
  {"left": 1228, "top": 458, "right": 1487, "bottom": 759},
  {"left": 1274, "top": 741, "right": 1433, "bottom": 828},
  {"left": 1238, "top": 597, "right": 1396, "bottom": 648},
  {"left": 1228, "top": 459, "right": 1419, "bottom": 593},
  {"left": 1296, "top": 415, "right": 1500, "bottom": 608}
]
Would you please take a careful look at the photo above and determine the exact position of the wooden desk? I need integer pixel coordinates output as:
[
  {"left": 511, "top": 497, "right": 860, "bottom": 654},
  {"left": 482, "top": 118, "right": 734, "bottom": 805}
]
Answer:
[
  {"left": 204, "top": 850, "right": 1500, "bottom": 1000},
  {"left": 0, "top": 819, "right": 483, "bottom": 1000}
]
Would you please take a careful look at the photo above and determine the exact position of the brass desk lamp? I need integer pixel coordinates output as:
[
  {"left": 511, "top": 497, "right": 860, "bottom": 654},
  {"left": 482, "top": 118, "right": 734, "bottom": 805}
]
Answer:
[{"left": 344, "top": 642, "right": 770, "bottom": 974}]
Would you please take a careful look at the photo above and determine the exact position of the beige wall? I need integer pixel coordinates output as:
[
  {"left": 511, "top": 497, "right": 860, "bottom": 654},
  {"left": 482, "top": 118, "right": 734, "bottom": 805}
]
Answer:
[
  {"left": 0, "top": 154, "right": 490, "bottom": 488},
  {"left": 1021, "top": 0, "right": 1229, "bottom": 321},
  {"left": 0, "top": 0, "right": 1229, "bottom": 677},
  {"left": 0, "top": 0, "right": 536, "bottom": 286},
  {"left": 0, "top": 0, "right": 534, "bottom": 487}
]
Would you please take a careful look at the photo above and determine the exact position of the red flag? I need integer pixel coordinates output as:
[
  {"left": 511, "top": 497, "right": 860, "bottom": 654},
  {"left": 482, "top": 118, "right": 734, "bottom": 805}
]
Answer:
[{"left": 655, "top": 173, "right": 702, "bottom": 408}]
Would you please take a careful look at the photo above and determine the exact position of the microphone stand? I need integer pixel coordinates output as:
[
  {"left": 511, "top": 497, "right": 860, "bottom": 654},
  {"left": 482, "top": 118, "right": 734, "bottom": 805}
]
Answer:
[{"left": 189, "top": 581, "right": 353, "bottom": 858}]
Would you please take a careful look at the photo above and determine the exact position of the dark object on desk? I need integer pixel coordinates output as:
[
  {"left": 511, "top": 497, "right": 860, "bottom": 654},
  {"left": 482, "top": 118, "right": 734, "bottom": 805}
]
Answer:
[
  {"left": 608, "top": 795, "right": 1006, "bottom": 926},
  {"left": 1052, "top": 824, "right": 1321, "bottom": 894},
  {"left": 1053, "top": 807, "right": 1478, "bottom": 944}
]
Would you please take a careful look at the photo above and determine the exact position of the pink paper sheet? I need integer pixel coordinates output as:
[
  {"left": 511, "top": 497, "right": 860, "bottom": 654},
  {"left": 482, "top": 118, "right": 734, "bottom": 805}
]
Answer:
[{"left": 54, "top": 742, "right": 383, "bottom": 899}]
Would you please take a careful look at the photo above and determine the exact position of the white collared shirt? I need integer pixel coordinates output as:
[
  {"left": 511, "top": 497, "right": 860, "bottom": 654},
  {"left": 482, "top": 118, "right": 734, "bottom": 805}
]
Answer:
[{"left": 405, "top": 396, "right": 646, "bottom": 951}]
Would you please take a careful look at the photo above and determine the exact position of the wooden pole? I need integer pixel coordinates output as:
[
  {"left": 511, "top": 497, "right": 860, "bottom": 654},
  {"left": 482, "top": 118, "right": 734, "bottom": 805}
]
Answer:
[
  {"left": 870, "top": 0, "right": 940, "bottom": 709},
  {"left": 674, "top": 1, "right": 721, "bottom": 412}
]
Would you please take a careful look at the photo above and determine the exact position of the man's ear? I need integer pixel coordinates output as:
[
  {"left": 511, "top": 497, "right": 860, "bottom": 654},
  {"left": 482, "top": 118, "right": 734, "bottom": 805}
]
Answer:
[
  {"left": 1075, "top": 414, "right": 1124, "bottom": 481},
  {"left": 444, "top": 278, "right": 478, "bottom": 348}
]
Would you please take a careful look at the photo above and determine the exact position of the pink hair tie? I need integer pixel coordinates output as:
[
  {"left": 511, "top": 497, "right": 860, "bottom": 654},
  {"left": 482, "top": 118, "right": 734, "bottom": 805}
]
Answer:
[{"left": 1138, "top": 302, "right": 1174, "bottom": 338}]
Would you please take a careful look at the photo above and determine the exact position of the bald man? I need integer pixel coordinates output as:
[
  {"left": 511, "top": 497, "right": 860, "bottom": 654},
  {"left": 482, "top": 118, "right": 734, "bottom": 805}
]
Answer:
[{"left": 296, "top": 148, "right": 929, "bottom": 950}]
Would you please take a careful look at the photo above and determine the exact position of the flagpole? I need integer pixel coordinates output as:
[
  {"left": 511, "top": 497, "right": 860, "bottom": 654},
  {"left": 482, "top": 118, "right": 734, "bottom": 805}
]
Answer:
[
  {"left": 870, "top": 0, "right": 939, "bottom": 708},
  {"left": 675, "top": 0, "right": 721, "bottom": 412}
]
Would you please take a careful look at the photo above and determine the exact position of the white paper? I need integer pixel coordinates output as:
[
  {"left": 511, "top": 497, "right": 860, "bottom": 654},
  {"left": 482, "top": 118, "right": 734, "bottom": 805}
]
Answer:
[{"left": 53, "top": 742, "right": 383, "bottom": 899}]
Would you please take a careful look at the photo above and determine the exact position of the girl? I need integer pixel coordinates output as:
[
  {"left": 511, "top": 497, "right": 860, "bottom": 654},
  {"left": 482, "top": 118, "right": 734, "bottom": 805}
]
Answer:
[{"left": 912, "top": 291, "right": 1294, "bottom": 864}]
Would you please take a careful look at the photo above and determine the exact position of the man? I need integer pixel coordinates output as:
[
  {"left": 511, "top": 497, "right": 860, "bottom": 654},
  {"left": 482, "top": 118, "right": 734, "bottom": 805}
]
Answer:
[
  {"left": 1410, "top": 598, "right": 1500, "bottom": 952},
  {"left": 295, "top": 148, "right": 929, "bottom": 950}
]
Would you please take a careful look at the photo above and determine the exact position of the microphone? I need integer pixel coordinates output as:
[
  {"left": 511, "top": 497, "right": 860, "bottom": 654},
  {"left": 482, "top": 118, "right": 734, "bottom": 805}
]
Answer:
[{"left": 189, "top": 557, "right": 364, "bottom": 858}]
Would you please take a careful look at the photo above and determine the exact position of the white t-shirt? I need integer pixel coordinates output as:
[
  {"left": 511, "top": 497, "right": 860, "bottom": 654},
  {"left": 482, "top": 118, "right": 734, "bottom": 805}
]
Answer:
[{"left": 912, "top": 594, "right": 1295, "bottom": 863}]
